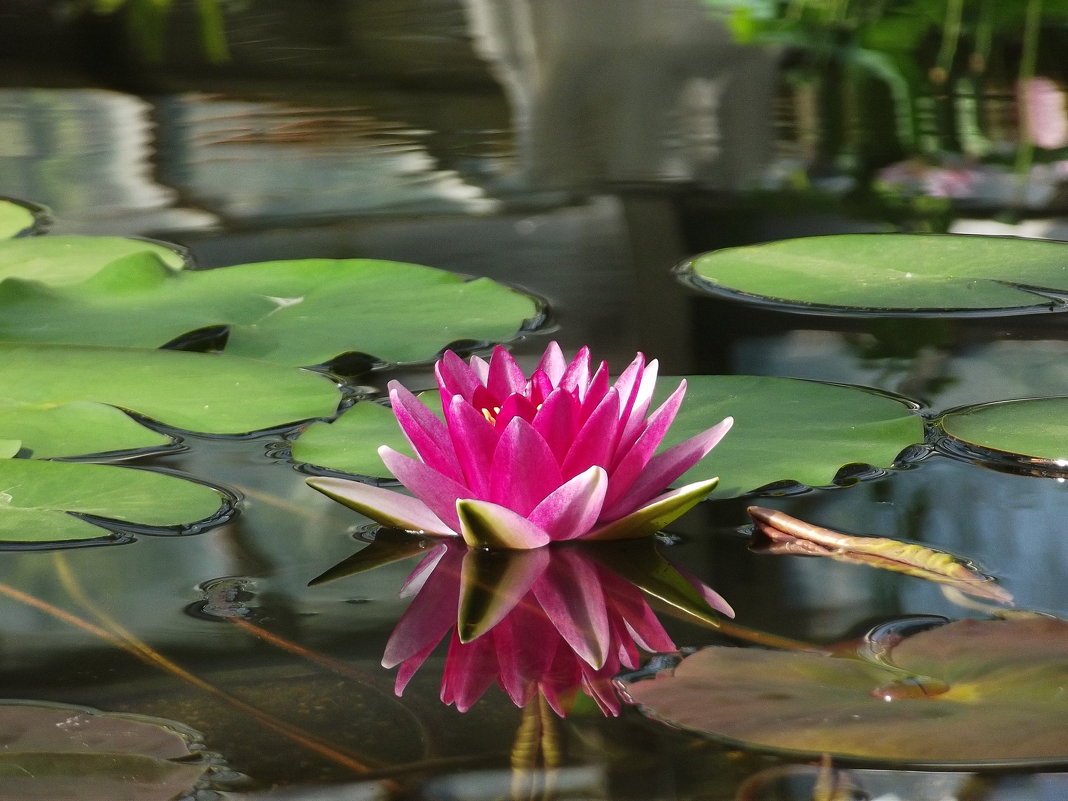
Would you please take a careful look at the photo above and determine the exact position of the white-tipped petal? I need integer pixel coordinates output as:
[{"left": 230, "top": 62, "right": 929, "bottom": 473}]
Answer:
[
  {"left": 584, "top": 478, "right": 719, "bottom": 541},
  {"left": 306, "top": 476, "right": 455, "bottom": 536},
  {"left": 455, "top": 498, "right": 552, "bottom": 550}
]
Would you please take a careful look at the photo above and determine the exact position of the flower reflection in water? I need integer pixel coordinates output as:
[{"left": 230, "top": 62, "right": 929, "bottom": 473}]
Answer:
[{"left": 314, "top": 534, "right": 732, "bottom": 716}]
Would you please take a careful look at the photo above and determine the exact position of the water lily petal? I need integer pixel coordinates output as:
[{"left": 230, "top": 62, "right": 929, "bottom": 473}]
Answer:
[
  {"left": 578, "top": 361, "right": 610, "bottom": 415},
  {"left": 603, "top": 380, "right": 688, "bottom": 511},
  {"left": 489, "top": 417, "right": 563, "bottom": 515},
  {"left": 456, "top": 499, "right": 552, "bottom": 549},
  {"left": 487, "top": 345, "right": 526, "bottom": 400},
  {"left": 306, "top": 476, "right": 455, "bottom": 536},
  {"left": 441, "top": 630, "right": 500, "bottom": 712},
  {"left": 535, "top": 340, "right": 567, "bottom": 385},
  {"left": 532, "top": 386, "right": 580, "bottom": 463},
  {"left": 675, "top": 564, "right": 735, "bottom": 618},
  {"left": 561, "top": 387, "right": 621, "bottom": 480},
  {"left": 444, "top": 394, "right": 498, "bottom": 496},
  {"left": 387, "top": 381, "right": 464, "bottom": 483},
  {"left": 618, "top": 357, "right": 660, "bottom": 451},
  {"left": 529, "top": 466, "right": 608, "bottom": 541},
  {"left": 607, "top": 416, "right": 733, "bottom": 519},
  {"left": 495, "top": 391, "right": 539, "bottom": 429},
  {"left": 435, "top": 349, "right": 482, "bottom": 402},
  {"left": 560, "top": 345, "right": 591, "bottom": 393},
  {"left": 379, "top": 446, "right": 469, "bottom": 532},
  {"left": 534, "top": 550, "right": 611, "bottom": 668},
  {"left": 383, "top": 547, "right": 462, "bottom": 668},
  {"left": 585, "top": 478, "right": 720, "bottom": 541}
]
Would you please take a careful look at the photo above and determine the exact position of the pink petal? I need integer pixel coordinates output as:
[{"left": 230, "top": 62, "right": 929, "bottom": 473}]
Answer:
[
  {"left": 578, "top": 361, "right": 610, "bottom": 412},
  {"left": 605, "top": 416, "right": 733, "bottom": 519},
  {"left": 488, "top": 417, "right": 563, "bottom": 515},
  {"left": 617, "top": 358, "right": 659, "bottom": 450},
  {"left": 494, "top": 392, "right": 539, "bottom": 429},
  {"left": 527, "top": 369, "right": 554, "bottom": 406},
  {"left": 379, "top": 446, "right": 470, "bottom": 533},
  {"left": 528, "top": 466, "right": 608, "bottom": 541},
  {"left": 560, "top": 388, "right": 621, "bottom": 480},
  {"left": 458, "top": 546, "right": 548, "bottom": 642},
  {"left": 531, "top": 387, "right": 580, "bottom": 463},
  {"left": 435, "top": 349, "right": 482, "bottom": 402},
  {"left": 585, "top": 478, "right": 720, "bottom": 541},
  {"left": 535, "top": 341, "right": 567, "bottom": 385},
  {"left": 455, "top": 499, "right": 552, "bottom": 549},
  {"left": 441, "top": 630, "right": 500, "bottom": 712},
  {"left": 560, "top": 345, "right": 591, "bottom": 392},
  {"left": 534, "top": 551, "right": 611, "bottom": 668},
  {"left": 602, "top": 380, "right": 688, "bottom": 511},
  {"left": 387, "top": 381, "right": 463, "bottom": 483},
  {"left": 383, "top": 547, "right": 462, "bottom": 668},
  {"left": 675, "top": 564, "right": 735, "bottom": 618},
  {"left": 443, "top": 395, "right": 499, "bottom": 496},
  {"left": 486, "top": 346, "right": 526, "bottom": 400},
  {"left": 305, "top": 476, "right": 454, "bottom": 536},
  {"left": 468, "top": 353, "right": 490, "bottom": 384},
  {"left": 399, "top": 544, "right": 449, "bottom": 597}
]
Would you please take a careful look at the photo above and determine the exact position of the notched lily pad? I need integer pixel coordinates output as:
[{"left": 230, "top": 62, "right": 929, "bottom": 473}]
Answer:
[
  {"left": 0, "top": 343, "right": 342, "bottom": 459},
  {"left": 0, "top": 700, "right": 209, "bottom": 801},
  {"left": 939, "top": 397, "right": 1068, "bottom": 475},
  {"left": 291, "top": 377, "right": 923, "bottom": 499},
  {"left": 0, "top": 256, "right": 542, "bottom": 367},
  {"left": 0, "top": 235, "right": 187, "bottom": 285},
  {"left": 681, "top": 234, "right": 1068, "bottom": 316},
  {"left": 0, "top": 198, "right": 49, "bottom": 239},
  {"left": 0, "top": 458, "right": 230, "bottom": 544},
  {"left": 621, "top": 617, "right": 1068, "bottom": 766}
]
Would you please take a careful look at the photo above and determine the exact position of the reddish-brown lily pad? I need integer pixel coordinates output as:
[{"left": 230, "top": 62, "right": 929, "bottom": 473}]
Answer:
[{"left": 621, "top": 617, "right": 1068, "bottom": 767}]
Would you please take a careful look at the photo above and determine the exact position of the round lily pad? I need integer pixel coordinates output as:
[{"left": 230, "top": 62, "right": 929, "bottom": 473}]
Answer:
[
  {"left": 681, "top": 234, "right": 1068, "bottom": 315},
  {"left": 292, "top": 376, "right": 923, "bottom": 498},
  {"left": 0, "top": 701, "right": 208, "bottom": 801},
  {"left": 0, "top": 198, "right": 48, "bottom": 239},
  {"left": 0, "top": 458, "right": 229, "bottom": 544},
  {"left": 939, "top": 397, "right": 1068, "bottom": 469},
  {"left": 0, "top": 256, "right": 542, "bottom": 367},
  {"left": 0, "top": 343, "right": 342, "bottom": 459},
  {"left": 622, "top": 617, "right": 1068, "bottom": 766},
  {"left": 0, "top": 235, "right": 187, "bottom": 285}
]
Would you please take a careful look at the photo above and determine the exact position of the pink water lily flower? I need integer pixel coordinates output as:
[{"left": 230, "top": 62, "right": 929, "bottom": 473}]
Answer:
[{"left": 308, "top": 342, "right": 732, "bottom": 549}]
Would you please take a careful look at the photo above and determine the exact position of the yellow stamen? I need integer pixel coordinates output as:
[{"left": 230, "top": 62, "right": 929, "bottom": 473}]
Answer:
[{"left": 482, "top": 406, "right": 501, "bottom": 424}]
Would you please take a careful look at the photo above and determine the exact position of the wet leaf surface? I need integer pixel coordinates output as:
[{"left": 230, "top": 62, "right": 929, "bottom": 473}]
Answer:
[
  {"left": 0, "top": 343, "right": 341, "bottom": 458},
  {"left": 940, "top": 397, "right": 1068, "bottom": 466},
  {"left": 0, "top": 459, "right": 227, "bottom": 543},
  {"left": 0, "top": 255, "right": 540, "bottom": 367},
  {"left": 292, "top": 377, "right": 923, "bottom": 499},
  {"left": 683, "top": 234, "right": 1068, "bottom": 314},
  {"left": 748, "top": 506, "right": 1013, "bottom": 603},
  {"left": 0, "top": 701, "right": 207, "bottom": 801},
  {"left": 0, "top": 199, "right": 40, "bottom": 239},
  {"left": 622, "top": 617, "right": 1068, "bottom": 766},
  {"left": 0, "top": 236, "right": 186, "bottom": 284}
]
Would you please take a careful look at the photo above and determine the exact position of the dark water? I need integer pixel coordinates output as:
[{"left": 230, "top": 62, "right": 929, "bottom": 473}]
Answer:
[{"left": 3, "top": 1, "right": 1068, "bottom": 798}]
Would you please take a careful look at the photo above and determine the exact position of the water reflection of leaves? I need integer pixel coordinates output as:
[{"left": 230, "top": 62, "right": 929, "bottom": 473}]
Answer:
[{"left": 314, "top": 535, "right": 732, "bottom": 716}]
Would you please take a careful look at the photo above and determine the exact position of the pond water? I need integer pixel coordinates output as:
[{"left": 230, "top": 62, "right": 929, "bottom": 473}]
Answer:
[{"left": 3, "top": 1, "right": 1068, "bottom": 799}]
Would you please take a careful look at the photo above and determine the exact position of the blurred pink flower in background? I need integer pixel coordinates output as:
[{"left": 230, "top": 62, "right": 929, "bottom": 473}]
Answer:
[{"left": 1019, "top": 77, "right": 1068, "bottom": 150}]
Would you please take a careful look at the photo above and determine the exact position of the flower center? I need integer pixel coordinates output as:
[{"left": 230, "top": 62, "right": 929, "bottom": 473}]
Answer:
[{"left": 482, "top": 406, "right": 501, "bottom": 425}]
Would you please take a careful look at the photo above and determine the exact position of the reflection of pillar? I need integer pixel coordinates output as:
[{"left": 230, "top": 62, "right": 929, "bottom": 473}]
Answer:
[{"left": 464, "top": 0, "right": 778, "bottom": 190}]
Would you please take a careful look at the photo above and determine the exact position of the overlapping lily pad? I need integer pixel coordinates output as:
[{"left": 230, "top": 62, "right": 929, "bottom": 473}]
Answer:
[
  {"left": 1, "top": 344, "right": 342, "bottom": 458},
  {"left": 0, "top": 458, "right": 228, "bottom": 543},
  {"left": 681, "top": 234, "right": 1068, "bottom": 315},
  {"left": 0, "top": 255, "right": 541, "bottom": 367},
  {"left": 0, "top": 198, "right": 45, "bottom": 239},
  {"left": 292, "top": 376, "right": 923, "bottom": 498},
  {"left": 939, "top": 397, "right": 1068, "bottom": 469},
  {"left": 0, "top": 235, "right": 187, "bottom": 284},
  {"left": 621, "top": 617, "right": 1068, "bottom": 766},
  {"left": 0, "top": 701, "right": 208, "bottom": 800}
]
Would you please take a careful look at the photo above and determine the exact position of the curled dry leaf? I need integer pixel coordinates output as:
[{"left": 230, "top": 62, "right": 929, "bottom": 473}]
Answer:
[{"left": 747, "top": 507, "right": 1013, "bottom": 605}]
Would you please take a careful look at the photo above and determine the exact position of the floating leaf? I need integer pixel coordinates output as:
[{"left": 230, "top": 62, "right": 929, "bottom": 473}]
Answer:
[
  {"left": 622, "top": 617, "right": 1068, "bottom": 766},
  {"left": 292, "top": 377, "right": 923, "bottom": 498},
  {"left": 682, "top": 234, "right": 1068, "bottom": 315},
  {"left": 940, "top": 397, "right": 1068, "bottom": 468},
  {"left": 0, "top": 256, "right": 541, "bottom": 367},
  {"left": 0, "top": 235, "right": 186, "bottom": 285},
  {"left": 747, "top": 507, "right": 1013, "bottom": 604},
  {"left": 0, "top": 458, "right": 227, "bottom": 543},
  {"left": 0, "top": 440, "right": 20, "bottom": 458},
  {"left": 0, "top": 701, "right": 207, "bottom": 801},
  {"left": 0, "top": 198, "right": 44, "bottom": 239},
  {"left": 0, "top": 343, "right": 341, "bottom": 458}
]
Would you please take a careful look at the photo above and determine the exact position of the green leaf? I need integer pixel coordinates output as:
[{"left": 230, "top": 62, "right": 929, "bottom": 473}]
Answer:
[
  {"left": 0, "top": 458, "right": 226, "bottom": 543},
  {"left": 292, "top": 376, "right": 923, "bottom": 499},
  {"left": 0, "top": 701, "right": 206, "bottom": 801},
  {"left": 0, "top": 343, "right": 341, "bottom": 458},
  {"left": 0, "top": 257, "right": 541, "bottom": 367},
  {"left": 622, "top": 617, "right": 1068, "bottom": 766},
  {"left": 683, "top": 234, "right": 1068, "bottom": 314},
  {"left": 0, "top": 199, "right": 41, "bottom": 239},
  {"left": 939, "top": 397, "right": 1068, "bottom": 465},
  {"left": 0, "top": 440, "right": 20, "bottom": 458},
  {"left": 0, "top": 236, "right": 186, "bottom": 285}
]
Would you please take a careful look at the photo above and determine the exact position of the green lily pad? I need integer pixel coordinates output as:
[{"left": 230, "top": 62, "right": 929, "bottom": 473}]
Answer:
[
  {"left": 0, "top": 255, "right": 541, "bottom": 367},
  {"left": 0, "top": 235, "right": 186, "bottom": 285},
  {"left": 682, "top": 234, "right": 1068, "bottom": 315},
  {"left": 0, "top": 440, "right": 20, "bottom": 458},
  {"left": 940, "top": 397, "right": 1068, "bottom": 467},
  {"left": 622, "top": 617, "right": 1068, "bottom": 766},
  {"left": 0, "top": 701, "right": 208, "bottom": 801},
  {"left": 0, "top": 199, "right": 44, "bottom": 239},
  {"left": 291, "top": 376, "right": 923, "bottom": 498},
  {"left": 0, "top": 458, "right": 227, "bottom": 543},
  {"left": 0, "top": 343, "right": 341, "bottom": 458}
]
